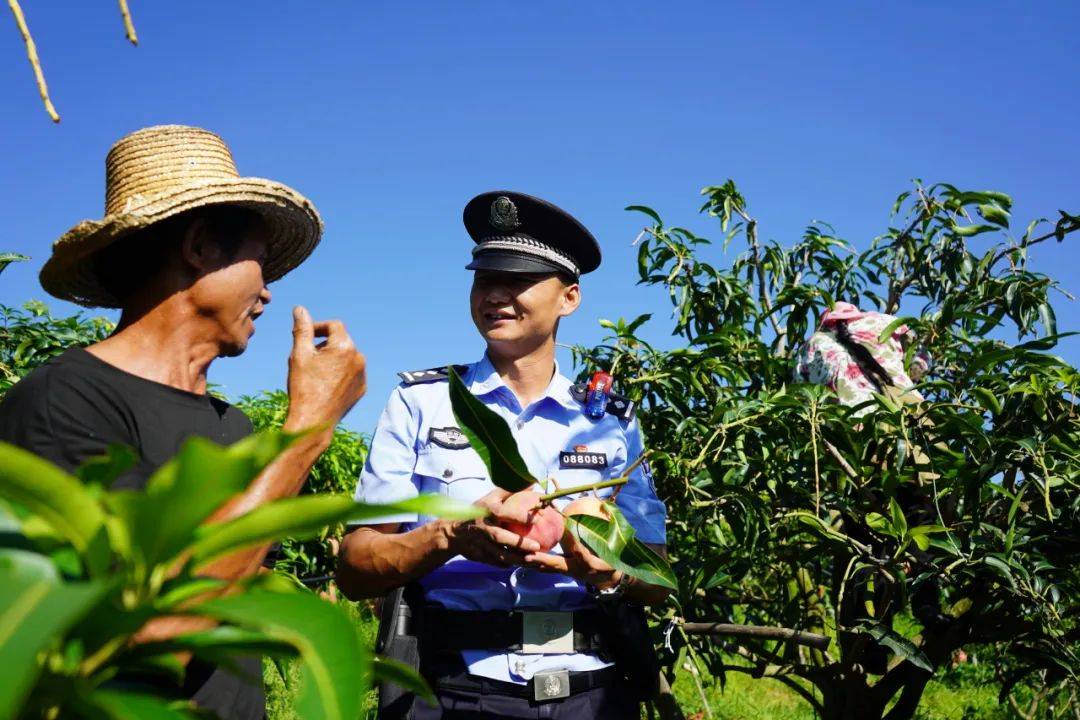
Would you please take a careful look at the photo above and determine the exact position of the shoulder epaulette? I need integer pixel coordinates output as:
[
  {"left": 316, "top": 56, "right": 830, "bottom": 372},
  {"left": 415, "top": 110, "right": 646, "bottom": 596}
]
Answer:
[
  {"left": 569, "top": 383, "right": 637, "bottom": 422},
  {"left": 397, "top": 365, "right": 469, "bottom": 386}
]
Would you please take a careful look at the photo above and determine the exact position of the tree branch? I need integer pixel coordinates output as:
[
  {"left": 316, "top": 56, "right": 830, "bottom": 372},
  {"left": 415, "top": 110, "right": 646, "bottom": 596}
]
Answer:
[
  {"left": 652, "top": 670, "right": 687, "bottom": 720},
  {"left": 118, "top": 0, "right": 138, "bottom": 45},
  {"left": 7, "top": 0, "right": 59, "bottom": 122},
  {"left": 681, "top": 621, "right": 830, "bottom": 651}
]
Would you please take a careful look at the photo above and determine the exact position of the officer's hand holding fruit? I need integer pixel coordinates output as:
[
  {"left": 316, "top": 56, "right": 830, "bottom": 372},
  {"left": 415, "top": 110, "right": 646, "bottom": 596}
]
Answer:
[{"left": 440, "top": 488, "right": 543, "bottom": 568}]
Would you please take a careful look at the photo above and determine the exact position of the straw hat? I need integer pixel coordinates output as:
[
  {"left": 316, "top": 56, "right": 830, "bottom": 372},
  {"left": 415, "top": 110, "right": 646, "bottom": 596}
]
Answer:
[{"left": 40, "top": 125, "right": 323, "bottom": 307}]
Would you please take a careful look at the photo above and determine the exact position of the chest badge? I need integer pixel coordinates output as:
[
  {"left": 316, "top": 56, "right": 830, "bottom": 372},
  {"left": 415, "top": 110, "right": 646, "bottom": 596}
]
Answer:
[
  {"left": 560, "top": 446, "right": 608, "bottom": 469},
  {"left": 429, "top": 426, "right": 470, "bottom": 450}
]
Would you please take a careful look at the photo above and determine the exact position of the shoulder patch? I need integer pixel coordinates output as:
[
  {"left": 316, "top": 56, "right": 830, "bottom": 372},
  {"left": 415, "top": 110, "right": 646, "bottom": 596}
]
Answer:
[
  {"left": 397, "top": 365, "right": 468, "bottom": 386},
  {"left": 569, "top": 383, "right": 636, "bottom": 422}
]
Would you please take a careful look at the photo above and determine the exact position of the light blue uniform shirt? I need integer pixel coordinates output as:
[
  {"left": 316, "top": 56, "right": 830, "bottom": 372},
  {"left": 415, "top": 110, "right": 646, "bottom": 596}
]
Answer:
[{"left": 354, "top": 354, "right": 667, "bottom": 683}]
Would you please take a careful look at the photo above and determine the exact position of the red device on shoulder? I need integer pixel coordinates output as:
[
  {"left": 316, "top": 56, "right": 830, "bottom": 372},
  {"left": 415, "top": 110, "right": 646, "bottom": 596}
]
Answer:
[{"left": 585, "top": 370, "right": 613, "bottom": 419}]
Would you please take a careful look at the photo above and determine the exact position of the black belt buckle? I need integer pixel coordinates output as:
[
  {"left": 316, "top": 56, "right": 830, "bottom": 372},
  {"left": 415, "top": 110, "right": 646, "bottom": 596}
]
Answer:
[{"left": 532, "top": 670, "right": 571, "bottom": 701}]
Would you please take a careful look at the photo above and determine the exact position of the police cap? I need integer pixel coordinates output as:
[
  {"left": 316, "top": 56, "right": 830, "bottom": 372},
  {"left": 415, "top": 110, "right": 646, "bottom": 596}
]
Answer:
[{"left": 463, "top": 191, "right": 601, "bottom": 278}]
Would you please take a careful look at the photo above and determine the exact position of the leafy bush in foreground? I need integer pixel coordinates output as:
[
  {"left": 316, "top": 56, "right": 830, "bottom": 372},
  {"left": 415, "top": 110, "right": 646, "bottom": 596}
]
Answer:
[{"left": 0, "top": 434, "right": 479, "bottom": 718}]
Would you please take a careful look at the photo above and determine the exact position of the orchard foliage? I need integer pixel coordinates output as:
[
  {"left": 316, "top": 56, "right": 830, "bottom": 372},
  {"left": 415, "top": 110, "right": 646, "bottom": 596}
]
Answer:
[
  {"left": 0, "top": 300, "right": 112, "bottom": 393},
  {"left": 575, "top": 182, "right": 1080, "bottom": 719}
]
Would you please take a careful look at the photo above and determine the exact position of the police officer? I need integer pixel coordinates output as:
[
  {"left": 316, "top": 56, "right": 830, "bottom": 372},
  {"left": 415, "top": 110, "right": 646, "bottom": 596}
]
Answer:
[{"left": 337, "top": 191, "right": 668, "bottom": 719}]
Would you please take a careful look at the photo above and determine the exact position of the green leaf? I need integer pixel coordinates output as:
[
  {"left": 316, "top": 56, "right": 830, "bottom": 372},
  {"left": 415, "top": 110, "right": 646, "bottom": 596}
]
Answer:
[
  {"left": 978, "top": 203, "right": 1010, "bottom": 227},
  {"left": 625, "top": 205, "right": 662, "bottom": 226},
  {"left": 353, "top": 494, "right": 488, "bottom": 523},
  {"left": 1038, "top": 303, "right": 1057, "bottom": 337},
  {"left": 949, "top": 598, "right": 973, "bottom": 618},
  {"left": 77, "top": 444, "right": 139, "bottom": 489},
  {"left": 0, "top": 442, "right": 110, "bottom": 575},
  {"left": 80, "top": 689, "right": 198, "bottom": 719},
  {"left": 908, "top": 525, "right": 947, "bottom": 552},
  {"left": 876, "top": 316, "right": 916, "bottom": 344},
  {"left": 447, "top": 368, "right": 535, "bottom": 492},
  {"left": 952, "top": 223, "right": 998, "bottom": 238},
  {"left": 860, "top": 622, "right": 933, "bottom": 672},
  {"left": 865, "top": 512, "right": 891, "bottom": 535},
  {"left": 1015, "top": 332, "right": 1077, "bottom": 351},
  {"left": 109, "top": 432, "right": 297, "bottom": 570},
  {"left": 889, "top": 498, "right": 908, "bottom": 537},
  {"left": 971, "top": 387, "right": 1002, "bottom": 415},
  {"left": 129, "top": 625, "right": 297, "bottom": 660},
  {"left": 189, "top": 494, "right": 485, "bottom": 566},
  {"left": 0, "top": 551, "right": 108, "bottom": 718},
  {"left": 0, "top": 253, "right": 28, "bottom": 276},
  {"left": 566, "top": 510, "right": 677, "bottom": 590},
  {"left": 196, "top": 590, "right": 368, "bottom": 720},
  {"left": 370, "top": 655, "right": 436, "bottom": 703},
  {"left": 156, "top": 578, "right": 228, "bottom": 610}
]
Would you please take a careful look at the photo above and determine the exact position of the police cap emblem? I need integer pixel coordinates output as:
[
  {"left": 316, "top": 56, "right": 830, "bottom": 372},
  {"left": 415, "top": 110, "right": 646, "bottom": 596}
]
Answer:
[{"left": 489, "top": 195, "right": 520, "bottom": 231}]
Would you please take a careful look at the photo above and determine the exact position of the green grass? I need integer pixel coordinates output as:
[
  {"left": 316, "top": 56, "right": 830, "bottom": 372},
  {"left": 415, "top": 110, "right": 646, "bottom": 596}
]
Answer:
[
  {"left": 668, "top": 665, "right": 1004, "bottom": 720},
  {"left": 263, "top": 606, "right": 1006, "bottom": 720}
]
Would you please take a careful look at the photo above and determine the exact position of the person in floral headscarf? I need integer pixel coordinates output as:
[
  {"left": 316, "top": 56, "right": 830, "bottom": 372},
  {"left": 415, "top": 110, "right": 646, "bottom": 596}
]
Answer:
[{"left": 795, "top": 302, "right": 931, "bottom": 415}]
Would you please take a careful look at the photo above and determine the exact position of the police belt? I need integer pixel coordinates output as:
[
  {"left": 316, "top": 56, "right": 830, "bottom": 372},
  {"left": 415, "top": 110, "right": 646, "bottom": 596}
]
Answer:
[
  {"left": 433, "top": 664, "right": 622, "bottom": 699},
  {"left": 418, "top": 607, "right": 608, "bottom": 654}
]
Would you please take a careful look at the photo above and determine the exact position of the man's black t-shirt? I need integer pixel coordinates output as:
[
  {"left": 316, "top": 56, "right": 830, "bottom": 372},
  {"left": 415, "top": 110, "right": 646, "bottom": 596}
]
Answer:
[{"left": 0, "top": 347, "right": 265, "bottom": 719}]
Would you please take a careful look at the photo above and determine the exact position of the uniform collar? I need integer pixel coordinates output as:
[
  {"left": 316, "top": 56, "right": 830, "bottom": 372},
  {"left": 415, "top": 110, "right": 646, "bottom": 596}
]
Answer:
[{"left": 468, "top": 353, "right": 580, "bottom": 412}]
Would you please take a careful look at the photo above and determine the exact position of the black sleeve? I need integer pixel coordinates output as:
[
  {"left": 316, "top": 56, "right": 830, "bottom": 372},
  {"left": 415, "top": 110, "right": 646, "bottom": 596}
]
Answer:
[{"left": 0, "top": 365, "right": 136, "bottom": 476}]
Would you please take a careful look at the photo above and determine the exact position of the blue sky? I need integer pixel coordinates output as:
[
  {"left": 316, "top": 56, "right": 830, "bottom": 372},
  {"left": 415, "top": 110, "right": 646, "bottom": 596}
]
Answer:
[{"left": 2, "top": 2, "right": 1078, "bottom": 433}]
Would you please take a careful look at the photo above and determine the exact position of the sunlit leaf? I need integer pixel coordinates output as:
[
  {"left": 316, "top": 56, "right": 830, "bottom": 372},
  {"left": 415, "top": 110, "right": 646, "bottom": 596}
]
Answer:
[
  {"left": 566, "top": 510, "right": 677, "bottom": 590},
  {"left": 447, "top": 368, "right": 534, "bottom": 492}
]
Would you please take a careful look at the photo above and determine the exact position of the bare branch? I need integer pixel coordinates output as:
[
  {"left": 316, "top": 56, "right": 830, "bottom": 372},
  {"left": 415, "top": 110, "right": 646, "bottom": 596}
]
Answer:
[
  {"left": 7, "top": 0, "right": 59, "bottom": 122},
  {"left": 681, "top": 621, "right": 830, "bottom": 651},
  {"left": 824, "top": 439, "right": 858, "bottom": 479},
  {"left": 118, "top": 0, "right": 138, "bottom": 45}
]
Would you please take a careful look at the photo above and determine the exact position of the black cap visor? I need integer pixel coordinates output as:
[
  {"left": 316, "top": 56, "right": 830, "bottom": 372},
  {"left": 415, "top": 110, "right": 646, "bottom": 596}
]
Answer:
[{"left": 465, "top": 250, "right": 574, "bottom": 276}]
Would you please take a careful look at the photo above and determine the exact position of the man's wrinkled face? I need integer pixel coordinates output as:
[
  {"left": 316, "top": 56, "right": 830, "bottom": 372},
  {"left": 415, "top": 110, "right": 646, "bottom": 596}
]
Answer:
[
  {"left": 189, "top": 232, "right": 271, "bottom": 357},
  {"left": 470, "top": 270, "right": 579, "bottom": 350}
]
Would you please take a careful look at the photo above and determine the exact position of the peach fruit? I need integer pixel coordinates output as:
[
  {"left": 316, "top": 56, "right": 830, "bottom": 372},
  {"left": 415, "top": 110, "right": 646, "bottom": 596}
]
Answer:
[{"left": 498, "top": 490, "right": 565, "bottom": 552}]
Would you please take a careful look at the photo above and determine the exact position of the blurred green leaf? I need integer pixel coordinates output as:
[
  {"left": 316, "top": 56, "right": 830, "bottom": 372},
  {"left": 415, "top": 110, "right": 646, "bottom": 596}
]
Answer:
[
  {"left": 448, "top": 367, "right": 534, "bottom": 492},
  {"left": 190, "top": 493, "right": 484, "bottom": 566},
  {"left": 80, "top": 689, "right": 197, "bottom": 719},
  {"left": 196, "top": 590, "right": 368, "bottom": 720},
  {"left": 369, "top": 655, "right": 436, "bottom": 704},
  {"left": 0, "top": 551, "right": 108, "bottom": 718},
  {"left": 109, "top": 432, "right": 297, "bottom": 570},
  {"left": 0, "top": 442, "right": 110, "bottom": 575}
]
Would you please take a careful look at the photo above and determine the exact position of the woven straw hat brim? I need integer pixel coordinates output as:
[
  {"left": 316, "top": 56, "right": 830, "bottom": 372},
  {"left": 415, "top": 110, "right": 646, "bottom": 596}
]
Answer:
[{"left": 40, "top": 177, "right": 323, "bottom": 308}]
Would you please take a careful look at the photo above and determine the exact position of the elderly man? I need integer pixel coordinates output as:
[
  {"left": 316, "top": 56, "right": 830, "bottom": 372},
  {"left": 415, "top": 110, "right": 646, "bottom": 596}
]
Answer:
[{"left": 0, "top": 125, "right": 366, "bottom": 719}]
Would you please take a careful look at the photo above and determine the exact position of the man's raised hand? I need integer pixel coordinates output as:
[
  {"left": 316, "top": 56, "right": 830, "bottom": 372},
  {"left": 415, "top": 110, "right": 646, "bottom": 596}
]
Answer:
[{"left": 284, "top": 305, "right": 367, "bottom": 434}]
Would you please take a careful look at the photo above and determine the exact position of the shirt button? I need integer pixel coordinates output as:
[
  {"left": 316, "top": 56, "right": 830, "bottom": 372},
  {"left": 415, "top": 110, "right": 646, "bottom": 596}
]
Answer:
[
  {"left": 514, "top": 661, "right": 526, "bottom": 675},
  {"left": 442, "top": 469, "right": 453, "bottom": 479},
  {"left": 516, "top": 420, "right": 524, "bottom": 430}
]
